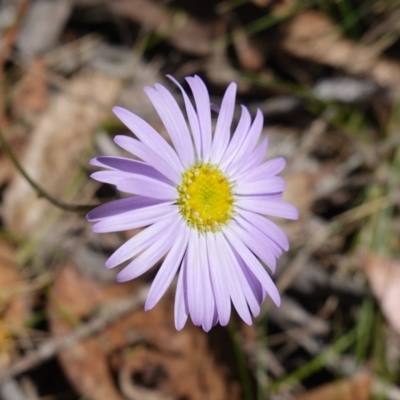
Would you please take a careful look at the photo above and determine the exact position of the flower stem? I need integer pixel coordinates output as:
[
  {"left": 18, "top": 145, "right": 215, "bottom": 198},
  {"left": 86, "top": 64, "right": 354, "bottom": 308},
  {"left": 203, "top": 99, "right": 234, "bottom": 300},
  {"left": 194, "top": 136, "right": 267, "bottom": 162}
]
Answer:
[
  {"left": 0, "top": 128, "right": 96, "bottom": 213},
  {"left": 228, "top": 318, "right": 254, "bottom": 400}
]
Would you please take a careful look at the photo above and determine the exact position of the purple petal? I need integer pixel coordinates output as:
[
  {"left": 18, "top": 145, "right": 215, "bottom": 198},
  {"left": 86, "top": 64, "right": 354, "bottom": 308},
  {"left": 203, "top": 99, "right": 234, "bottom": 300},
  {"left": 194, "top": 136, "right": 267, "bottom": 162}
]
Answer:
[
  {"left": 210, "top": 82, "right": 237, "bottom": 164},
  {"left": 186, "top": 76, "right": 212, "bottom": 159},
  {"left": 87, "top": 196, "right": 163, "bottom": 221},
  {"left": 175, "top": 255, "right": 189, "bottom": 330},
  {"left": 90, "top": 157, "right": 173, "bottom": 185},
  {"left": 90, "top": 156, "right": 145, "bottom": 172},
  {"left": 114, "top": 135, "right": 180, "bottom": 183},
  {"left": 91, "top": 158, "right": 174, "bottom": 185},
  {"left": 234, "top": 251, "right": 265, "bottom": 308},
  {"left": 239, "top": 208, "right": 289, "bottom": 251},
  {"left": 242, "top": 193, "right": 283, "bottom": 200},
  {"left": 116, "top": 175, "right": 177, "bottom": 200},
  {"left": 145, "top": 85, "right": 194, "bottom": 167},
  {"left": 116, "top": 219, "right": 178, "bottom": 282},
  {"left": 91, "top": 170, "right": 137, "bottom": 185},
  {"left": 235, "top": 215, "right": 282, "bottom": 258},
  {"left": 92, "top": 203, "right": 176, "bottom": 233},
  {"left": 236, "top": 197, "right": 299, "bottom": 220},
  {"left": 237, "top": 136, "right": 268, "bottom": 177},
  {"left": 220, "top": 105, "right": 252, "bottom": 169},
  {"left": 186, "top": 230, "right": 204, "bottom": 326},
  {"left": 199, "top": 234, "right": 214, "bottom": 332},
  {"left": 227, "top": 109, "right": 263, "bottom": 176},
  {"left": 222, "top": 237, "right": 261, "bottom": 322},
  {"left": 228, "top": 247, "right": 261, "bottom": 318},
  {"left": 216, "top": 234, "right": 252, "bottom": 325},
  {"left": 91, "top": 167, "right": 172, "bottom": 186},
  {"left": 167, "top": 75, "right": 202, "bottom": 160},
  {"left": 207, "top": 233, "right": 231, "bottom": 326},
  {"left": 239, "top": 157, "right": 286, "bottom": 182},
  {"left": 236, "top": 176, "right": 286, "bottom": 196},
  {"left": 212, "top": 306, "right": 219, "bottom": 327},
  {"left": 224, "top": 228, "right": 281, "bottom": 307},
  {"left": 106, "top": 213, "right": 178, "bottom": 269},
  {"left": 202, "top": 295, "right": 215, "bottom": 331},
  {"left": 145, "top": 223, "right": 189, "bottom": 310},
  {"left": 230, "top": 220, "right": 277, "bottom": 272},
  {"left": 112, "top": 106, "right": 183, "bottom": 175}
]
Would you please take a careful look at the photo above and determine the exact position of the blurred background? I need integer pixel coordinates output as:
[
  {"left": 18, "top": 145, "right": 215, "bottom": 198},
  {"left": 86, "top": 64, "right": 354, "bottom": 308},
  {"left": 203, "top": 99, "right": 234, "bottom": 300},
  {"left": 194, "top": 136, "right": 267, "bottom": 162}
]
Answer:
[{"left": 0, "top": 0, "right": 400, "bottom": 399}]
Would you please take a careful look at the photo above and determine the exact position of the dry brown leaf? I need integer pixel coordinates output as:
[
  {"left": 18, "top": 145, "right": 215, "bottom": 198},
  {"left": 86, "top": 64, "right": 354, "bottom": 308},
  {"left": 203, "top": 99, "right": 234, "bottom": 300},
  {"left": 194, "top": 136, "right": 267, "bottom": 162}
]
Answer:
[
  {"left": 283, "top": 171, "right": 314, "bottom": 221},
  {"left": 16, "top": 0, "right": 72, "bottom": 57},
  {"left": 0, "top": 113, "right": 31, "bottom": 187},
  {"left": 49, "top": 327, "right": 124, "bottom": 400},
  {"left": 294, "top": 373, "right": 371, "bottom": 400},
  {"left": 107, "top": 0, "right": 212, "bottom": 56},
  {"left": 364, "top": 253, "right": 400, "bottom": 335},
  {"left": 251, "top": 0, "right": 273, "bottom": 7},
  {"left": 0, "top": 239, "right": 31, "bottom": 364},
  {"left": 0, "top": 240, "right": 30, "bottom": 333},
  {"left": 49, "top": 263, "right": 241, "bottom": 400},
  {"left": 280, "top": 11, "right": 400, "bottom": 88},
  {"left": 2, "top": 70, "right": 121, "bottom": 236},
  {"left": 48, "top": 264, "right": 143, "bottom": 400},
  {"left": 275, "top": 170, "right": 314, "bottom": 246},
  {"left": 11, "top": 58, "right": 48, "bottom": 121},
  {"left": 0, "top": 150, "right": 20, "bottom": 192},
  {"left": 232, "top": 27, "right": 264, "bottom": 72},
  {"left": 204, "top": 20, "right": 254, "bottom": 91}
]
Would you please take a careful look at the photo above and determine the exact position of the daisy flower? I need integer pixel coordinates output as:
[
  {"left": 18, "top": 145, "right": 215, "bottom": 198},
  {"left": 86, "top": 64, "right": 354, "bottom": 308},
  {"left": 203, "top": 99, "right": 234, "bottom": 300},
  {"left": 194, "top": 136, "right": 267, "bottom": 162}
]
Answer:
[{"left": 87, "top": 75, "right": 298, "bottom": 331}]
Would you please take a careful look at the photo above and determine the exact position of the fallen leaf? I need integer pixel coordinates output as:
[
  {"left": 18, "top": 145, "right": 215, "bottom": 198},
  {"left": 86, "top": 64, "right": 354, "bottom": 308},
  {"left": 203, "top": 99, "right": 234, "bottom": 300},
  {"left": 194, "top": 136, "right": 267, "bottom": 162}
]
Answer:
[
  {"left": 232, "top": 26, "right": 264, "bottom": 72},
  {"left": 364, "top": 253, "right": 400, "bottom": 335},
  {"left": 2, "top": 70, "right": 121, "bottom": 236},
  {"left": 10, "top": 58, "right": 48, "bottom": 121},
  {"left": 107, "top": 0, "right": 213, "bottom": 56},
  {"left": 0, "top": 239, "right": 30, "bottom": 333},
  {"left": 283, "top": 171, "right": 314, "bottom": 221},
  {"left": 251, "top": 0, "right": 273, "bottom": 6},
  {"left": 0, "top": 239, "right": 31, "bottom": 364},
  {"left": 16, "top": 0, "right": 72, "bottom": 57},
  {"left": 280, "top": 11, "right": 400, "bottom": 88},
  {"left": 49, "top": 262, "right": 241, "bottom": 400},
  {"left": 294, "top": 373, "right": 371, "bottom": 400}
]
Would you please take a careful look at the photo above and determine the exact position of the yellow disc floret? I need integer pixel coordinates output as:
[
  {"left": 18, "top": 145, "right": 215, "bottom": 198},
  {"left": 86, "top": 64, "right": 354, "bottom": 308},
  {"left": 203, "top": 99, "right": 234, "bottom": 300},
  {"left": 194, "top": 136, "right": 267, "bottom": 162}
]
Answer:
[{"left": 177, "top": 163, "right": 234, "bottom": 232}]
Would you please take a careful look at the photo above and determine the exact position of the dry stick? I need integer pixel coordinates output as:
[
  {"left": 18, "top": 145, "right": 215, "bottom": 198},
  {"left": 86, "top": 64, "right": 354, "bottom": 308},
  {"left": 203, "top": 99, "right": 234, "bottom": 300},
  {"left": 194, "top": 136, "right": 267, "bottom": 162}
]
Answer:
[
  {"left": 0, "top": 367, "right": 30, "bottom": 400},
  {"left": 288, "top": 108, "right": 335, "bottom": 171},
  {"left": 0, "top": 0, "right": 31, "bottom": 126},
  {"left": 0, "top": 0, "right": 30, "bottom": 67},
  {"left": 9, "top": 53, "right": 116, "bottom": 113},
  {"left": 0, "top": 286, "right": 149, "bottom": 382},
  {"left": 277, "top": 195, "right": 390, "bottom": 294},
  {"left": 277, "top": 221, "right": 337, "bottom": 293},
  {"left": 0, "top": 128, "right": 96, "bottom": 213}
]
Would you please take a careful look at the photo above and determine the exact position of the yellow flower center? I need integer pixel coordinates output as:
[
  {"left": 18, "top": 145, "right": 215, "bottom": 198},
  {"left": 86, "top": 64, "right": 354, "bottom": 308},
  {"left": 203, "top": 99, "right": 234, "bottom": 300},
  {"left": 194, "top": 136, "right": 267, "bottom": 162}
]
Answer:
[{"left": 177, "top": 163, "right": 234, "bottom": 232}]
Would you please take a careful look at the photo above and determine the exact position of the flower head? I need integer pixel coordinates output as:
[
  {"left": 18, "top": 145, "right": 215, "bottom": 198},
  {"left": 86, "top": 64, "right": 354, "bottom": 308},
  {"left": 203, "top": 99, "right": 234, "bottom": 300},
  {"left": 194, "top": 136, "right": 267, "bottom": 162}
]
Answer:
[{"left": 87, "top": 75, "right": 298, "bottom": 331}]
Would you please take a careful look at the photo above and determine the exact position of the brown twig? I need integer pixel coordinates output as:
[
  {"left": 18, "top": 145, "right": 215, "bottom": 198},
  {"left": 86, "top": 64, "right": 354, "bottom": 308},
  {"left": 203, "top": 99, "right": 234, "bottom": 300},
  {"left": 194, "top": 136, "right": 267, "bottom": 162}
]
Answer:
[
  {"left": 0, "top": 128, "right": 97, "bottom": 213},
  {"left": 0, "top": 2, "right": 103, "bottom": 215},
  {"left": 0, "top": 0, "right": 30, "bottom": 68},
  {"left": 0, "top": 286, "right": 149, "bottom": 382},
  {"left": 0, "top": 0, "right": 31, "bottom": 127}
]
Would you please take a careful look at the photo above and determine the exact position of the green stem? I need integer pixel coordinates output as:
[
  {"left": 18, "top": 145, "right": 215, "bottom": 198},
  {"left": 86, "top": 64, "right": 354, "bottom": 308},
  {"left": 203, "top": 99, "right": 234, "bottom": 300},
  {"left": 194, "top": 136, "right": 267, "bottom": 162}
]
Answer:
[
  {"left": 268, "top": 329, "right": 357, "bottom": 393},
  {"left": 0, "top": 128, "right": 96, "bottom": 213},
  {"left": 228, "top": 319, "right": 254, "bottom": 400}
]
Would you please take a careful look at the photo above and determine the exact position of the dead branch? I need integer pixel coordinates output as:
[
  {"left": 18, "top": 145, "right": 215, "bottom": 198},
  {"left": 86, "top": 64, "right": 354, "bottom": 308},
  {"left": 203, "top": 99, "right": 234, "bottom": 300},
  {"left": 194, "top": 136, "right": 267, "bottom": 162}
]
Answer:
[{"left": 0, "top": 286, "right": 148, "bottom": 383}]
